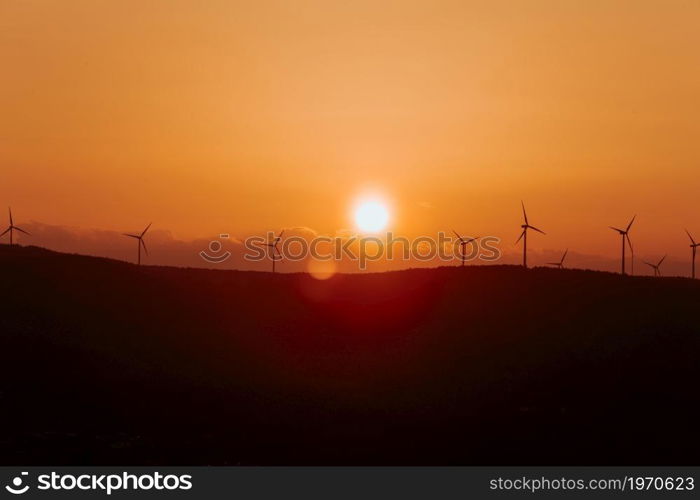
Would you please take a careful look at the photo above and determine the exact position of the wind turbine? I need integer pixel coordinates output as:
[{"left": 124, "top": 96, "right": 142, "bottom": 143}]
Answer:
[
  {"left": 123, "top": 223, "right": 151, "bottom": 265},
  {"left": 685, "top": 229, "right": 700, "bottom": 279},
  {"left": 609, "top": 216, "right": 635, "bottom": 275},
  {"left": 1, "top": 207, "right": 30, "bottom": 246},
  {"left": 515, "top": 201, "right": 545, "bottom": 268},
  {"left": 643, "top": 255, "right": 666, "bottom": 277},
  {"left": 265, "top": 230, "right": 284, "bottom": 273},
  {"left": 547, "top": 249, "right": 568, "bottom": 269},
  {"left": 452, "top": 230, "right": 480, "bottom": 267}
]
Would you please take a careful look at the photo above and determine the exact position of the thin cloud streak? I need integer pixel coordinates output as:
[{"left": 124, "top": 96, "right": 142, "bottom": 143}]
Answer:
[{"left": 7, "top": 221, "right": 694, "bottom": 278}]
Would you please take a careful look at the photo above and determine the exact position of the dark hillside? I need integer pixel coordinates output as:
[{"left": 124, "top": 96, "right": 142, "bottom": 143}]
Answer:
[{"left": 1, "top": 244, "right": 698, "bottom": 464}]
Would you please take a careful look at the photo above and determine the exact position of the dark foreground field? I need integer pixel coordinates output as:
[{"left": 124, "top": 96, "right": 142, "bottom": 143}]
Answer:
[{"left": 1, "top": 244, "right": 698, "bottom": 464}]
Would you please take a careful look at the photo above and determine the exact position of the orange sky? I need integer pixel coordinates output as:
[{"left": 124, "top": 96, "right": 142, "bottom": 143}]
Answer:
[{"left": 2, "top": 0, "right": 699, "bottom": 261}]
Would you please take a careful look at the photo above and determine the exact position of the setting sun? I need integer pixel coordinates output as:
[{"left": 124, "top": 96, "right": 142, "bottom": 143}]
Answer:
[
  {"left": 1, "top": 0, "right": 698, "bottom": 475},
  {"left": 354, "top": 201, "right": 390, "bottom": 233}
]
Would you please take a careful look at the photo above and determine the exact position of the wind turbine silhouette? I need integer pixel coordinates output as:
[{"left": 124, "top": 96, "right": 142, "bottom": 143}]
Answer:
[
  {"left": 265, "top": 230, "right": 284, "bottom": 273},
  {"left": 452, "top": 230, "right": 480, "bottom": 267},
  {"left": 685, "top": 229, "right": 700, "bottom": 279},
  {"left": 515, "top": 201, "right": 545, "bottom": 268},
  {"left": 609, "top": 216, "right": 635, "bottom": 275},
  {"left": 1, "top": 207, "right": 30, "bottom": 246},
  {"left": 547, "top": 249, "right": 568, "bottom": 269},
  {"left": 643, "top": 255, "right": 666, "bottom": 277},
  {"left": 123, "top": 223, "right": 151, "bottom": 265}
]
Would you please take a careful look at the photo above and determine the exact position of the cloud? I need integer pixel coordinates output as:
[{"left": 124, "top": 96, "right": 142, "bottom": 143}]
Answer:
[{"left": 6, "top": 222, "right": 693, "bottom": 277}]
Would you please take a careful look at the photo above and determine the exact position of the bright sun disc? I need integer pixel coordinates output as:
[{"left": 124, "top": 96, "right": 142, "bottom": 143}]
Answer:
[{"left": 354, "top": 200, "right": 389, "bottom": 233}]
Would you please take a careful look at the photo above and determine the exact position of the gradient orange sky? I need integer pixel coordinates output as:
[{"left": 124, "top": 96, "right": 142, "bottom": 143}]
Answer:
[{"left": 2, "top": 0, "right": 699, "bottom": 260}]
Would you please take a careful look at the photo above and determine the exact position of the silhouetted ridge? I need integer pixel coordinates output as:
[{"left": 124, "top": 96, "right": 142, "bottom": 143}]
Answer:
[{"left": 1, "top": 244, "right": 698, "bottom": 464}]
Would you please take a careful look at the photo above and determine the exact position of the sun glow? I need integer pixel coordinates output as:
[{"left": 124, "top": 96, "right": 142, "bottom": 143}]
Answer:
[{"left": 354, "top": 200, "right": 390, "bottom": 233}]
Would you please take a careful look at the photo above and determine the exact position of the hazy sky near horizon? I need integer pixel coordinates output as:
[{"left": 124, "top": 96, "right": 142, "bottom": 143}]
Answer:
[{"left": 2, "top": 0, "right": 699, "bottom": 260}]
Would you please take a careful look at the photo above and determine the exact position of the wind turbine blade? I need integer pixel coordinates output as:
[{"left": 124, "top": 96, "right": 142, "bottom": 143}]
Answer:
[
  {"left": 626, "top": 215, "right": 636, "bottom": 232},
  {"left": 685, "top": 229, "right": 696, "bottom": 246},
  {"left": 625, "top": 234, "right": 634, "bottom": 253},
  {"left": 529, "top": 225, "right": 546, "bottom": 235},
  {"left": 562, "top": 249, "right": 568, "bottom": 263},
  {"left": 13, "top": 226, "right": 30, "bottom": 235},
  {"left": 123, "top": 233, "right": 139, "bottom": 239},
  {"left": 521, "top": 201, "right": 528, "bottom": 225},
  {"left": 140, "top": 238, "right": 149, "bottom": 255},
  {"left": 0, "top": 227, "right": 10, "bottom": 237},
  {"left": 515, "top": 229, "right": 526, "bottom": 245},
  {"left": 277, "top": 230, "right": 285, "bottom": 239},
  {"left": 643, "top": 261, "right": 653, "bottom": 268},
  {"left": 141, "top": 222, "right": 152, "bottom": 237},
  {"left": 8, "top": 207, "right": 13, "bottom": 226},
  {"left": 452, "top": 229, "right": 463, "bottom": 241},
  {"left": 609, "top": 226, "right": 623, "bottom": 233},
  {"left": 658, "top": 254, "right": 666, "bottom": 266}
]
